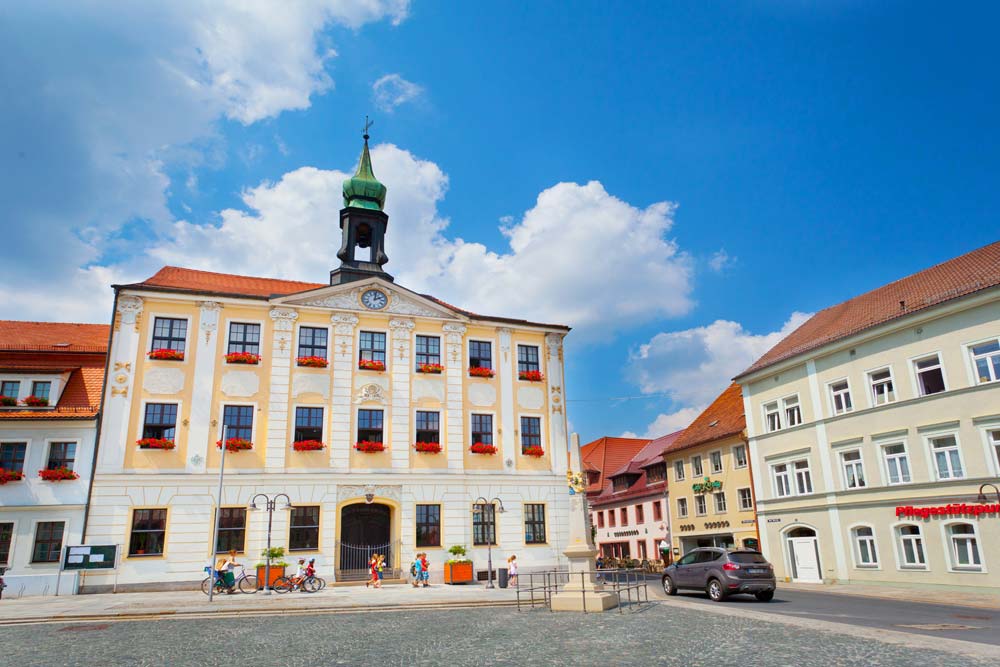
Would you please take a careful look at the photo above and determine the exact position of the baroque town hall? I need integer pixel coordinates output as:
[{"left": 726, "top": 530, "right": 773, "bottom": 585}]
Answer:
[{"left": 82, "top": 133, "right": 572, "bottom": 589}]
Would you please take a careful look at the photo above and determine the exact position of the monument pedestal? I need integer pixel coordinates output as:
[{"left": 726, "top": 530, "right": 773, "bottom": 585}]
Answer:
[{"left": 550, "top": 544, "right": 618, "bottom": 612}]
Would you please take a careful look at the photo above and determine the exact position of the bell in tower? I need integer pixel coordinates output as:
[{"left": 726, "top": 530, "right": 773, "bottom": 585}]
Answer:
[{"left": 331, "top": 119, "right": 394, "bottom": 285}]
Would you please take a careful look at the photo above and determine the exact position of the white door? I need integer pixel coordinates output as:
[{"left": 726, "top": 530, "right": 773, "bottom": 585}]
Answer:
[{"left": 789, "top": 537, "right": 822, "bottom": 583}]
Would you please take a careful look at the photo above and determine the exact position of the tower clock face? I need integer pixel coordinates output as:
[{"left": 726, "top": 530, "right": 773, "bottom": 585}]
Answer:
[{"left": 361, "top": 289, "right": 388, "bottom": 310}]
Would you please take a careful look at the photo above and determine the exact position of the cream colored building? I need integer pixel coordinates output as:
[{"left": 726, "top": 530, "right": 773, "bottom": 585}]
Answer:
[
  {"left": 736, "top": 241, "right": 1000, "bottom": 587},
  {"left": 81, "top": 135, "right": 571, "bottom": 590}
]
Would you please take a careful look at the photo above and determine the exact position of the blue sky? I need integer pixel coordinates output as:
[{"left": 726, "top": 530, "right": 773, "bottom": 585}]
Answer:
[{"left": 2, "top": 2, "right": 998, "bottom": 442}]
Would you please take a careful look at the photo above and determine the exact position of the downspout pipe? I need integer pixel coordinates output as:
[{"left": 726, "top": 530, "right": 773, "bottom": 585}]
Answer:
[{"left": 742, "top": 429, "right": 762, "bottom": 551}]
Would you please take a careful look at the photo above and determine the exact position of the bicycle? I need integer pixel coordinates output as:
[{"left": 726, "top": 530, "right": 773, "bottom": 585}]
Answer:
[
  {"left": 273, "top": 574, "right": 322, "bottom": 593},
  {"left": 201, "top": 565, "right": 258, "bottom": 595}
]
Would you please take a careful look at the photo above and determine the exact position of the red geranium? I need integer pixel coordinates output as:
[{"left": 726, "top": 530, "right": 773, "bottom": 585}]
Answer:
[
  {"left": 523, "top": 446, "right": 545, "bottom": 458},
  {"left": 23, "top": 395, "right": 49, "bottom": 407},
  {"left": 470, "top": 442, "right": 498, "bottom": 455},
  {"left": 225, "top": 352, "right": 261, "bottom": 364},
  {"left": 216, "top": 438, "right": 253, "bottom": 452},
  {"left": 293, "top": 440, "right": 325, "bottom": 451},
  {"left": 149, "top": 348, "right": 184, "bottom": 361},
  {"left": 414, "top": 441, "right": 442, "bottom": 454},
  {"left": 518, "top": 370, "right": 544, "bottom": 382},
  {"left": 296, "top": 356, "right": 329, "bottom": 368},
  {"left": 137, "top": 437, "right": 175, "bottom": 450},
  {"left": 39, "top": 467, "right": 79, "bottom": 482},
  {"left": 358, "top": 359, "right": 385, "bottom": 371},
  {"left": 417, "top": 363, "right": 444, "bottom": 374},
  {"left": 1, "top": 397, "right": 18, "bottom": 407},
  {"left": 355, "top": 440, "right": 385, "bottom": 453},
  {"left": 468, "top": 367, "right": 495, "bottom": 378},
  {"left": 0, "top": 468, "right": 25, "bottom": 484}
]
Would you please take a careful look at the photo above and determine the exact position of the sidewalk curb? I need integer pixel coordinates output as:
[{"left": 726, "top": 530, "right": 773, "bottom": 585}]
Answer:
[{"left": 778, "top": 584, "right": 1000, "bottom": 611}]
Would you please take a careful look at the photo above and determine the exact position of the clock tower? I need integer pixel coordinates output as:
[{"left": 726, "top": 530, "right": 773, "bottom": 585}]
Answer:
[{"left": 330, "top": 126, "right": 394, "bottom": 285}]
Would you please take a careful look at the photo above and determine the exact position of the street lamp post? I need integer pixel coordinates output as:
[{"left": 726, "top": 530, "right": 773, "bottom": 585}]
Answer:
[
  {"left": 249, "top": 493, "right": 292, "bottom": 595},
  {"left": 977, "top": 483, "right": 1000, "bottom": 504},
  {"left": 474, "top": 496, "right": 505, "bottom": 589}
]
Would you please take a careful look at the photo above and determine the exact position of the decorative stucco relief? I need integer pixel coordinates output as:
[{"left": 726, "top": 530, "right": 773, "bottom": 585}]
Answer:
[
  {"left": 331, "top": 312, "right": 360, "bottom": 335},
  {"left": 337, "top": 484, "right": 401, "bottom": 502},
  {"left": 142, "top": 367, "right": 185, "bottom": 395},
  {"left": 517, "top": 386, "right": 545, "bottom": 410},
  {"left": 300, "top": 288, "right": 445, "bottom": 319},
  {"left": 412, "top": 377, "right": 446, "bottom": 402},
  {"left": 355, "top": 383, "right": 388, "bottom": 404},
  {"left": 220, "top": 371, "right": 260, "bottom": 397},
  {"left": 269, "top": 308, "right": 299, "bottom": 331},
  {"left": 468, "top": 383, "right": 497, "bottom": 407},
  {"left": 292, "top": 373, "right": 330, "bottom": 399}
]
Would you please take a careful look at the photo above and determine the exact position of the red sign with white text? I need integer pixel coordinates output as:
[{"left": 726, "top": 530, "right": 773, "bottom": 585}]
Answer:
[{"left": 895, "top": 503, "right": 1000, "bottom": 519}]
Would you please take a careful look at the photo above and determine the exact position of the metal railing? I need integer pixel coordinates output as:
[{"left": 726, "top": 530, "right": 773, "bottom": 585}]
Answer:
[
  {"left": 516, "top": 568, "right": 650, "bottom": 613},
  {"left": 335, "top": 540, "right": 400, "bottom": 580}
]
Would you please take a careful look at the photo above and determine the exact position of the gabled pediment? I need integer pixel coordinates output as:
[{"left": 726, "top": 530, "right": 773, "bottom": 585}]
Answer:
[{"left": 272, "top": 277, "right": 462, "bottom": 320}]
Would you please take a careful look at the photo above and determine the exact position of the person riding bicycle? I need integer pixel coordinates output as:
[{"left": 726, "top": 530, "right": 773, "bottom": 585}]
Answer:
[
  {"left": 217, "top": 549, "right": 241, "bottom": 594},
  {"left": 305, "top": 558, "right": 316, "bottom": 578},
  {"left": 289, "top": 558, "right": 307, "bottom": 591}
]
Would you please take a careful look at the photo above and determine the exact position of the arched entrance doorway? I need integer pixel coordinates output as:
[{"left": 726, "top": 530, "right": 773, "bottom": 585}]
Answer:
[
  {"left": 784, "top": 526, "right": 822, "bottom": 583},
  {"left": 337, "top": 503, "right": 396, "bottom": 580}
]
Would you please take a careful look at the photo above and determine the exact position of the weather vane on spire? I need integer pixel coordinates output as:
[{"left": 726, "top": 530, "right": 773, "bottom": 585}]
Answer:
[{"left": 363, "top": 115, "right": 374, "bottom": 140}]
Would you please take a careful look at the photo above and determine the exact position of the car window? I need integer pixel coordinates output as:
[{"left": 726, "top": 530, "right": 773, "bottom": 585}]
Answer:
[
  {"left": 697, "top": 550, "right": 721, "bottom": 563},
  {"left": 677, "top": 552, "right": 699, "bottom": 566},
  {"left": 729, "top": 552, "right": 768, "bottom": 564}
]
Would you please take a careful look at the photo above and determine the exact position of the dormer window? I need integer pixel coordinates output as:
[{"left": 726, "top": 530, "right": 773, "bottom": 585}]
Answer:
[
  {"left": 612, "top": 473, "right": 638, "bottom": 493},
  {"left": 586, "top": 470, "right": 600, "bottom": 485},
  {"left": 31, "top": 381, "right": 51, "bottom": 403},
  {"left": 645, "top": 463, "right": 666, "bottom": 484}
]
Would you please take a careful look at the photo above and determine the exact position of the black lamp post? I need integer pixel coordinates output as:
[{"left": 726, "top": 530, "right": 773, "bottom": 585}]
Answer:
[
  {"left": 249, "top": 493, "right": 292, "bottom": 595},
  {"left": 474, "top": 496, "right": 505, "bottom": 589},
  {"left": 976, "top": 483, "right": 1000, "bottom": 504}
]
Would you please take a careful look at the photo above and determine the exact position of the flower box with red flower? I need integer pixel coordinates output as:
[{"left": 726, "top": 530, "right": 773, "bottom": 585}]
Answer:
[
  {"left": 416, "top": 363, "right": 444, "bottom": 374},
  {"left": 216, "top": 438, "right": 253, "bottom": 452},
  {"left": 0, "top": 469, "right": 25, "bottom": 485},
  {"left": 22, "top": 395, "right": 49, "bottom": 407},
  {"left": 468, "top": 367, "right": 495, "bottom": 378},
  {"left": 39, "top": 467, "right": 79, "bottom": 482},
  {"left": 358, "top": 359, "right": 385, "bottom": 371},
  {"left": 137, "top": 437, "right": 176, "bottom": 450},
  {"left": 148, "top": 348, "right": 184, "bottom": 361},
  {"left": 296, "top": 356, "right": 329, "bottom": 368},
  {"left": 292, "top": 440, "right": 325, "bottom": 452},
  {"left": 0, "top": 397, "right": 18, "bottom": 407},
  {"left": 414, "top": 441, "right": 442, "bottom": 454},
  {"left": 225, "top": 352, "right": 261, "bottom": 365},
  {"left": 523, "top": 446, "right": 545, "bottom": 458},
  {"left": 518, "top": 370, "right": 544, "bottom": 382},
  {"left": 470, "top": 442, "right": 497, "bottom": 455},
  {"left": 355, "top": 440, "right": 385, "bottom": 453}
]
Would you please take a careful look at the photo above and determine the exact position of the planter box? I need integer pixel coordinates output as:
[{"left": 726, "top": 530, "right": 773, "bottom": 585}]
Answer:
[
  {"left": 444, "top": 561, "right": 474, "bottom": 584},
  {"left": 256, "top": 564, "right": 286, "bottom": 589}
]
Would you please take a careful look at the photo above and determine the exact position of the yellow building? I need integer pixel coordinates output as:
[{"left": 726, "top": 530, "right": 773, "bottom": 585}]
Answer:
[
  {"left": 82, "top": 133, "right": 572, "bottom": 589},
  {"left": 662, "top": 383, "right": 758, "bottom": 557},
  {"left": 736, "top": 241, "right": 1000, "bottom": 586}
]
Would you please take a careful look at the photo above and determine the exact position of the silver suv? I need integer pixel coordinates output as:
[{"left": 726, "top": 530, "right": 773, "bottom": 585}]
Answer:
[{"left": 662, "top": 548, "right": 776, "bottom": 602}]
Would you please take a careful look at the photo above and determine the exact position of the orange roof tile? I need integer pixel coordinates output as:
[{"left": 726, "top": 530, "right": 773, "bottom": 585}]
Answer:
[
  {"left": 664, "top": 383, "right": 746, "bottom": 454},
  {"left": 0, "top": 320, "right": 109, "bottom": 352},
  {"left": 739, "top": 241, "right": 1000, "bottom": 377},
  {"left": 579, "top": 436, "right": 652, "bottom": 496}
]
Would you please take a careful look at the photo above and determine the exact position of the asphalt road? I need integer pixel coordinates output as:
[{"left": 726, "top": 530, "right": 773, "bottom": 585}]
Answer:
[{"left": 648, "top": 578, "right": 1000, "bottom": 646}]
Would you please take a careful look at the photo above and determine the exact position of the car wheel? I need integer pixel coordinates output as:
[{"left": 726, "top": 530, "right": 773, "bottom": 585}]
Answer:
[
  {"left": 662, "top": 576, "right": 677, "bottom": 596},
  {"left": 754, "top": 590, "right": 774, "bottom": 602},
  {"left": 707, "top": 578, "right": 726, "bottom": 602}
]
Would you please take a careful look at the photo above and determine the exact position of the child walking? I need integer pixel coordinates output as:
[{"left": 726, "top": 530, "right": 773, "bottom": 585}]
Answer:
[
  {"left": 419, "top": 552, "right": 430, "bottom": 587},
  {"left": 411, "top": 553, "right": 423, "bottom": 588},
  {"left": 366, "top": 554, "right": 378, "bottom": 588},
  {"left": 507, "top": 554, "right": 518, "bottom": 588}
]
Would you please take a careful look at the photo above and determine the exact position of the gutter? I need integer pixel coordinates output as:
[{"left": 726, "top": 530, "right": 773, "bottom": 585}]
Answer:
[{"left": 81, "top": 288, "right": 118, "bottom": 544}]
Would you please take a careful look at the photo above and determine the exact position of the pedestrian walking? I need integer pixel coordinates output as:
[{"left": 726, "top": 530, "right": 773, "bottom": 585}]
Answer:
[
  {"left": 366, "top": 554, "right": 378, "bottom": 588},
  {"left": 411, "top": 553, "right": 422, "bottom": 588},
  {"left": 507, "top": 554, "right": 518, "bottom": 587},
  {"left": 376, "top": 553, "right": 385, "bottom": 587},
  {"left": 419, "top": 552, "right": 430, "bottom": 587}
]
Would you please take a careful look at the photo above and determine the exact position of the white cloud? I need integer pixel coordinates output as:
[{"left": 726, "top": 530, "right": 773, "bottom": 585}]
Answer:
[
  {"left": 708, "top": 248, "right": 734, "bottom": 272},
  {"left": 372, "top": 74, "right": 425, "bottom": 112},
  {"left": 621, "top": 407, "right": 703, "bottom": 440},
  {"left": 625, "top": 312, "right": 812, "bottom": 438}
]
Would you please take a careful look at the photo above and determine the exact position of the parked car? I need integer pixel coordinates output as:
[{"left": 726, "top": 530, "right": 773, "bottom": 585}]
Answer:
[{"left": 661, "top": 548, "right": 776, "bottom": 602}]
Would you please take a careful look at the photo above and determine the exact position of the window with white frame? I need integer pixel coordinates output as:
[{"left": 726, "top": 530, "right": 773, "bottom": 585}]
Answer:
[
  {"left": 713, "top": 492, "right": 727, "bottom": 513},
  {"left": 841, "top": 450, "right": 866, "bottom": 489},
  {"left": 830, "top": 380, "right": 852, "bottom": 415},
  {"left": 694, "top": 494, "right": 707, "bottom": 516},
  {"left": 882, "top": 443, "right": 911, "bottom": 484},
  {"left": 783, "top": 396, "right": 802, "bottom": 427},
  {"left": 733, "top": 444, "right": 747, "bottom": 469},
  {"left": 913, "top": 354, "right": 946, "bottom": 396},
  {"left": 773, "top": 463, "right": 791, "bottom": 497},
  {"left": 852, "top": 526, "right": 878, "bottom": 567},
  {"left": 737, "top": 487, "right": 753, "bottom": 511},
  {"left": 674, "top": 460, "right": 685, "bottom": 481},
  {"left": 676, "top": 497, "right": 688, "bottom": 518},
  {"left": 764, "top": 401, "right": 781, "bottom": 432},
  {"left": 897, "top": 524, "right": 926, "bottom": 568},
  {"left": 710, "top": 450, "right": 723, "bottom": 473},
  {"left": 691, "top": 455, "right": 703, "bottom": 476},
  {"left": 970, "top": 338, "right": 1000, "bottom": 384},
  {"left": 794, "top": 460, "right": 813, "bottom": 494},
  {"left": 930, "top": 435, "right": 963, "bottom": 480},
  {"left": 947, "top": 523, "right": 982, "bottom": 570},
  {"left": 869, "top": 368, "right": 895, "bottom": 405},
  {"left": 991, "top": 429, "right": 1000, "bottom": 472}
]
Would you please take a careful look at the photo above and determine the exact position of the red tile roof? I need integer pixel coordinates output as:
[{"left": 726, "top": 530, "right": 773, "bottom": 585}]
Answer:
[
  {"left": 0, "top": 320, "right": 109, "bottom": 352},
  {"left": 664, "top": 383, "right": 746, "bottom": 454},
  {"left": 579, "top": 436, "right": 651, "bottom": 496},
  {"left": 739, "top": 241, "right": 1000, "bottom": 377},
  {"left": 122, "top": 266, "right": 570, "bottom": 330},
  {"left": 590, "top": 431, "right": 681, "bottom": 506}
]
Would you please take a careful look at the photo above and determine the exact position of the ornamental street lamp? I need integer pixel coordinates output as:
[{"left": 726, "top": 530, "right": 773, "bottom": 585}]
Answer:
[
  {"left": 249, "top": 493, "right": 293, "bottom": 595},
  {"left": 976, "top": 483, "right": 1000, "bottom": 504},
  {"left": 473, "top": 496, "right": 505, "bottom": 589}
]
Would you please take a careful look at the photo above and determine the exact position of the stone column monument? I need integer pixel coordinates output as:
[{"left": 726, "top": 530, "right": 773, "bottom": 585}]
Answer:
[{"left": 550, "top": 433, "right": 618, "bottom": 612}]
